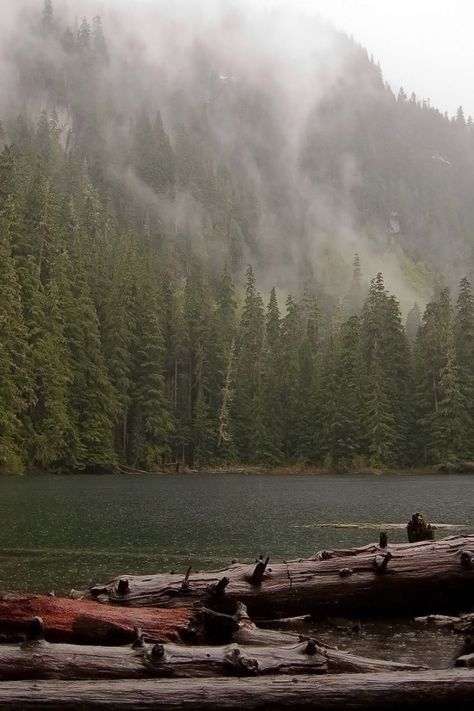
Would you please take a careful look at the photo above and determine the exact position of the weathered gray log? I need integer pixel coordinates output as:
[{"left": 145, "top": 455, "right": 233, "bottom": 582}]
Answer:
[
  {"left": 414, "top": 612, "right": 474, "bottom": 632},
  {"left": 86, "top": 535, "right": 474, "bottom": 619},
  {"left": 0, "top": 637, "right": 327, "bottom": 680},
  {"left": 232, "top": 602, "right": 426, "bottom": 673},
  {"left": 1, "top": 671, "right": 474, "bottom": 710},
  {"left": 0, "top": 593, "right": 201, "bottom": 644}
]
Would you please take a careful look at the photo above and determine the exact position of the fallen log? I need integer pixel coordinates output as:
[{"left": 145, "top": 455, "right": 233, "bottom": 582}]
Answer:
[
  {"left": 0, "top": 636, "right": 327, "bottom": 680},
  {"left": 86, "top": 534, "right": 474, "bottom": 619},
  {"left": 1, "top": 671, "right": 473, "bottom": 710},
  {"left": 0, "top": 593, "right": 201, "bottom": 645},
  {"left": 414, "top": 612, "right": 474, "bottom": 632},
  {"left": 232, "top": 602, "right": 426, "bottom": 673}
]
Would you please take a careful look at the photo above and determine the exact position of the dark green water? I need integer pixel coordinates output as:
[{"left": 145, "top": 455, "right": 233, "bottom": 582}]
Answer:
[{"left": 1, "top": 472, "right": 473, "bottom": 595}]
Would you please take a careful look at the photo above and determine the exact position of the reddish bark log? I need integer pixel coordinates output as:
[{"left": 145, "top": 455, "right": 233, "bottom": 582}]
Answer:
[{"left": 0, "top": 594, "right": 200, "bottom": 645}]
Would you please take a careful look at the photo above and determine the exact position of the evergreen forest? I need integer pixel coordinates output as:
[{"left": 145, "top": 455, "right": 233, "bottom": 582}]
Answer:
[{"left": 2, "top": 1, "right": 474, "bottom": 474}]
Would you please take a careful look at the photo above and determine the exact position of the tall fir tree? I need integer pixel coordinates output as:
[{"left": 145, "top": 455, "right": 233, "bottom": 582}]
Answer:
[{"left": 231, "top": 265, "right": 265, "bottom": 462}]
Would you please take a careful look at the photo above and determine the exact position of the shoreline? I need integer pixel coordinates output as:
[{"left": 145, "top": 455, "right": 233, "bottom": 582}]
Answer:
[{"left": 8, "top": 463, "right": 474, "bottom": 477}]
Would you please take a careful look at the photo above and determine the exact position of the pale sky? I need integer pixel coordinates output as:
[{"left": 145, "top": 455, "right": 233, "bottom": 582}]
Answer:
[{"left": 263, "top": 0, "right": 474, "bottom": 117}]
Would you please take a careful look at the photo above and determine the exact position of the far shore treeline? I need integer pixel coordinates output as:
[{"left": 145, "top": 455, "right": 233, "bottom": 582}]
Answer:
[
  {"left": 2, "top": 127, "right": 473, "bottom": 474},
  {"left": 2, "top": 2, "right": 474, "bottom": 475}
]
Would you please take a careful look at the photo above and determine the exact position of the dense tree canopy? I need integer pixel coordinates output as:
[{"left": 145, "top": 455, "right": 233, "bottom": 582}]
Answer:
[{"left": 1, "top": 2, "right": 474, "bottom": 473}]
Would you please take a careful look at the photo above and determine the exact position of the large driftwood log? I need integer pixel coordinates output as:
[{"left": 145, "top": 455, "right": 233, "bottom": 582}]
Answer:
[
  {"left": 0, "top": 637, "right": 327, "bottom": 680},
  {"left": 232, "top": 602, "right": 426, "bottom": 673},
  {"left": 87, "top": 535, "right": 474, "bottom": 619},
  {"left": 1, "top": 671, "right": 473, "bottom": 710},
  {"left": 0, "top": 593, "right": 200, "bottom": 644}
]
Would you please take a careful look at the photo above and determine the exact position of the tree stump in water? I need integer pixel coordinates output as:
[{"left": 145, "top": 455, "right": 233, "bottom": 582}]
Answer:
[{"left": 407, "top": 512, "right": 435, "bottom": 542}]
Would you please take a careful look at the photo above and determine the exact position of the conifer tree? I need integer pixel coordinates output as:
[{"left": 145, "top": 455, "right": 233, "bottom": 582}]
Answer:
[
  {"left": 0, "top": 195, "right": 28, "bottom": 474},
  {"left": 345, "top": 253, "right": 365, "bottom": 315},
  {"left": 62, "top": 212, "right": 117, "bottom": 471},
  {"left": 279, "top": 295, "right": 302, "bottom": 461},
  {"left": 256, "top": 287, "right": 283, "bottom": 464},
  {"left": 213, "top": 265, "right": 237, "bottom": 462},
  {"left": 294, "top": 290, "right": 321, "bottom": 464},
  {"left": 414, "top": 288, "right": 455, "bottom": 463},
  {"left": 231, "top": 266, "right": 265, "bottom": 462},
  {"left": 128, "top": 270, "right": 174, "bottom": 469},
  {"left": 359, "top": 274, "right": 409, "bottom": 465},
  {"left": 24, "top": 260, "right": 77, "bottom": 471},
  {"left": 428, "top": 328, "right": 469, "bottom": 463},
  {"left": 78, "top": 18, "right": 91, "bottom": 50}
]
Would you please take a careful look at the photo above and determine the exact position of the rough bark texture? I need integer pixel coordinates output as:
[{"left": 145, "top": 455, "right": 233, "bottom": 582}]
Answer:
[
  {"left": 0, "top": 594, "right": 199, "bottom": 644},
  {"left": 0, "top": 638, "right": 327, "bottom": 680},
  {"left": 0, "top": 671, "right": 473, "bottom": 710},
  {"left": 86, "top": 535, "right": 474, "bottom": 619}
]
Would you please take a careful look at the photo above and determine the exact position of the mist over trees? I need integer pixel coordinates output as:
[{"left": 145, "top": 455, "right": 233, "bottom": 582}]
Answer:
[{"left": 1, "top": 1, "right": 474, "bottom": 474}]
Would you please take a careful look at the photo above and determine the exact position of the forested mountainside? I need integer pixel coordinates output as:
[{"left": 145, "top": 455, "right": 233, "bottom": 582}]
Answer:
[{"left": 1, "top": 0, "right": 474, "bottom": 474}]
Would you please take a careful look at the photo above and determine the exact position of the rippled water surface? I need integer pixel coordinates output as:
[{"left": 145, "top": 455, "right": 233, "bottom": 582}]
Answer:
[{"left": 1, "top": 472, "right": 473, "bottom": 594}]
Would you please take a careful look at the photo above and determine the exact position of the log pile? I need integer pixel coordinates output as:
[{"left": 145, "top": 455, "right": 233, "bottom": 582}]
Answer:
[{"left": 0, "top": 527, "right": 473, "bottom": 709}]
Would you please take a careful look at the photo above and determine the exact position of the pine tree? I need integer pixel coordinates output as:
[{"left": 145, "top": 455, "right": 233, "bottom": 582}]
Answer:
[
  {"left": 78, "top": 18, "right": 91, "bottom": 50},
  {"left": 454, "top": 276, "right": 474, "bottom": 457},
  {"left": 359, "top": 273, "right": 409, "bottom": 466},
  {"left": 231, "top": 266, "right": 265, "bottom": 462},
  {"left": 0, "top": 195, "right": 29, "bottom": 474},
  {"left": 345, "top": 253, "right": 365, "bottom": 315},
  {"left": 414, "top": 288, "right": 455, "bottom": 464},
  {"left": 279, "top": 295, "right": 302, "bottom": 461},
  {"left": 100, "top": 236, "right": 138, "bottom": 458},
  {"left": 213, "top": 265, "right": 237, "bottom": 462},
  {"left": 428, "top": 328, "right": 469, "bottom": 464},
  {"left": 294, "top": 289, "right": 321, "bottom": 464},
  {"left": 256, "top": 287, "right": 283, "bottom": 464},
  {"left": 62, "top": 223, "right": 117, "bottom": 471},
  {"left": 324, "top": 315, "right": 363, "bottom": 469},
  {"left": 24, "top": 260, "right": 77, "bottom": 471},
  {"left": 128, "top": 269, "right": 174, "bottom": 469}
]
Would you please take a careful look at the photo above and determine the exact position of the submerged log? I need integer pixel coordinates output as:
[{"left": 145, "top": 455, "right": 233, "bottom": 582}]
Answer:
[
  {"left": 0, "top": 637, "right": 327, "bottom": 680},
  {"left": 414, "top": 613, "right": 474, "bottom": 632},
  {"left": 232, "top": 602, "right": 426, "bottom": 674},
  {"left": 1, "top": 671, "right": 473, "bottom": 710},
  {"left": 0, "top": 593, "right": 200, "bottom": 645},
  {"left": 86, "top": 535, "right": 474, "bottom": 619}
]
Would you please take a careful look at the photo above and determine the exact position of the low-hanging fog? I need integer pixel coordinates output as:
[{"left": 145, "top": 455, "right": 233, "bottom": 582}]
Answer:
[{"left": 1, "top": 0, "right": 474, "bottom": 311}]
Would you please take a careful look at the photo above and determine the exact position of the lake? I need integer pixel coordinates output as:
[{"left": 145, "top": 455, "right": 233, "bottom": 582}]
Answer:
[{"left": 1, "top": 472, "right": 473, "bottom": 595}]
